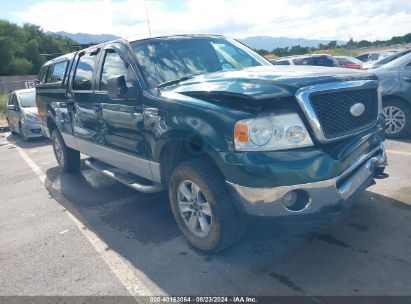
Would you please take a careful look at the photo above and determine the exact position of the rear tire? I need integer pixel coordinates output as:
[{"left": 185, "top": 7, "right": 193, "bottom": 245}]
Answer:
[
  {"left": 382, "top": 99, "right": 411, "bottom": 138},
  {"left": 51, "top": 129, "right": 80, "bottom": 172},
  {"left": 6, "top": 119, "right": 17, "bottom": 135},
  {"left": 169, "top": 158, "right": 245, "bottom": 253}
]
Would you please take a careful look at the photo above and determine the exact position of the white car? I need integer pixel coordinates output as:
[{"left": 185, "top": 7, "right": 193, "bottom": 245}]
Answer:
[{"left": 6, "top": 88, "right": 43, "bottom": 141}]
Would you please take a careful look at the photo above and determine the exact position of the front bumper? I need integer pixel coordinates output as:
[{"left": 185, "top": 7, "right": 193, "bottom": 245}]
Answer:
[
  {"left": 226, "top": 143, "right": 387, "bottom": 217},
  {"left": 22, "top": 121, "right": 43, "bottom": 138}
]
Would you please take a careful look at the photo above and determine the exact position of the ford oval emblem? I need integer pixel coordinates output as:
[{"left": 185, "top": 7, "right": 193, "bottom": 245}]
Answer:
[{"left": 350, "top": 103, "right": 365, "bottom": 117}]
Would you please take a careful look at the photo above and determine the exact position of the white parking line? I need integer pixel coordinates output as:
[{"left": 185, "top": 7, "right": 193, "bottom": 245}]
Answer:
[
  {"left": 14, "top": 144, "right": 159, "bottom": 297},
  {"left": 386, "top": 149, "right": 411, "bottom": 157}
]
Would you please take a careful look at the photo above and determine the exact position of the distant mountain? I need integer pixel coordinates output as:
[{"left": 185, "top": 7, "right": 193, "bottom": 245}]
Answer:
[
  {"left": 50, "top": 31, "right": 344, "bottom": 50},
  {"left": 51, "top": 31, "right": 121, "bottom": 44},
  {"left": 239, "top": 36, "right": 345, "bottom": 51}
]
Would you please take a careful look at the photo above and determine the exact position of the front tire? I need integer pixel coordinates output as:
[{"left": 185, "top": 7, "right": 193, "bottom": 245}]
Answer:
[
  {"left": 382, "top": 99, "right": 411, "bottom": 138},
  {"left": 19, "top": 123, "right": 29, "bottom": 141},
  {"left": 51, "top": 129, "right": 80, "bottom": 172},
  {"left": 169, "top": 158, "right": 245, "bottom": 253}
]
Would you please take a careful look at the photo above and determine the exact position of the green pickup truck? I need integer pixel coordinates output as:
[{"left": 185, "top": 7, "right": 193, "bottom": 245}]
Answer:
[{"left": 36, "top": 35, "right": 387, "bottom": 252}]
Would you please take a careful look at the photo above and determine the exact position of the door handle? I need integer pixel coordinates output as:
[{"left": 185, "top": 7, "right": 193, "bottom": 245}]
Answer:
[{"left": 403, "top": 77, "right": 411, "bottom": 83}]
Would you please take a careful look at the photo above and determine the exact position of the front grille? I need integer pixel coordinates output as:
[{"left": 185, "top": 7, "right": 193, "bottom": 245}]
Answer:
[{"left": 309, "top": 89, "right": 378, "bottom": 139}]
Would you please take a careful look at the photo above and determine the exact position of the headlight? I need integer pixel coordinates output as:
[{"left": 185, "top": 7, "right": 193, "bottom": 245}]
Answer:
[
  {"left": 234, "top": 113, "right": 313, "bottom": 151},
  {"left": 24, "top": 112, "right": 38, "bottom": 121}
]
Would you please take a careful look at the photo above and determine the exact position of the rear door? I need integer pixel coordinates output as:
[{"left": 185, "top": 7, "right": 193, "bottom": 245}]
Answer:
[{"left": 70, "top": 48, "right": 101, "bottom": 142}]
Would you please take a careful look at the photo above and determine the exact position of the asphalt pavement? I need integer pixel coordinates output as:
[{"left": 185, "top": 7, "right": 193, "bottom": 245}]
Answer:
[{"left": 1, "top": 132, "right": 411, "bottom": 299}]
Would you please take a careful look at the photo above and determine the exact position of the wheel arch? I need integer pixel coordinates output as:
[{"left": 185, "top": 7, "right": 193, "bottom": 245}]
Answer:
[
  {"left": 382, "top": 94, "right": 411, "bottom": 108},
  {"left": 157, "top": 132, "right": 225, "bottom": 185}
]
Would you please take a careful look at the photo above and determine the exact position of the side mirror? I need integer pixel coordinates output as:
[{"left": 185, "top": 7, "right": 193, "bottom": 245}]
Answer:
[
  {"left": 107, "top": 75, "right": 127, "bottom": 99},
  {"left": 7, "top": 104, "right": 15, "bottom": 111}
]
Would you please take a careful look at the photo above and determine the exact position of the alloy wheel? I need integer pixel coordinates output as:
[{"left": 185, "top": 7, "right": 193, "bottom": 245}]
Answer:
[
  {"left": 53, "top": 135, "right": 64, "bottom": 165},
  {"left": 382, "top": 105, "right": 406, "bottom": 135},
  {"left": 177, "top": 180, "right": 213, "bottom": 238}
]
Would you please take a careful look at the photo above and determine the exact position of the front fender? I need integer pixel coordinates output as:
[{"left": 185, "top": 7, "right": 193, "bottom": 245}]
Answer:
[{"left": 152, "top": 128, "right": 223, "bottom": 163}]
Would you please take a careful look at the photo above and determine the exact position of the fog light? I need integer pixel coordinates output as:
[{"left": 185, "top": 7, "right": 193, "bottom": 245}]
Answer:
[
  {"left": 282, "top": 190, "right": 310, "bottom": 212},
  {"left": 283, "top": 191, "right": 298, "bottom": 208}
]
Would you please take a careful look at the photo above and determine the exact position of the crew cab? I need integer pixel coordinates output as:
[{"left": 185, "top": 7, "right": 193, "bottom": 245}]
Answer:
[{"left": 36, "top": 35, "right": 387, "bottom": 252}]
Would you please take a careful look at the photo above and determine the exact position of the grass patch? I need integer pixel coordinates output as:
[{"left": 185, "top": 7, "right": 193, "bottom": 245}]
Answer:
[
  {"left": 0, "top": 92, "right": 10, "bottom": 125},
  {"left": 313, "top": 48, "right": 359, "bottom": 57},
  {"left": 0, "top": 92, "right": 9, "bottom": 115}
]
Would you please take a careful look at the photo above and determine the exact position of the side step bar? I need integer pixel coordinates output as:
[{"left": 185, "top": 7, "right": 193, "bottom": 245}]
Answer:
[{"left": 85, "top": 158, "right": 164, "bottom": 193}]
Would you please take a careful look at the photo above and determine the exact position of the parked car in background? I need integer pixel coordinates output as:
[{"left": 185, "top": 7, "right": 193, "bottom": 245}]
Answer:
[
  {"left": 356, "top": 51, "right": 397, "bottom": 62},
  {"left": 270, "top": 54, "right": 340, "bottom": 67},
  {"left": 6, "top": 88, "right": 42, "bottom": 141},
  {"left": 373, "top": 52, "right": 411, "bottom": 138},
  {"left": 335, "top": 56, "right": 363, "bottom": 69},
  {"left": 362, "top": 49, "right": 411, "bottom": 70}
]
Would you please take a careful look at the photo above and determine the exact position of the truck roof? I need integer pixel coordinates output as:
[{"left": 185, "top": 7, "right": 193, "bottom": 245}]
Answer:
[{"left": 43, "top": 34, "right": 226, "bottom": 66}]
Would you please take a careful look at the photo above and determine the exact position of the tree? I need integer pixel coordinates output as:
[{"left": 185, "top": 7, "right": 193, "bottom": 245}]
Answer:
[
  {"left": 254, "top": 49, "right": 269, "bottom": 56},
  {"left": 0, "top": 19, "right": 78, "bottom": 76},
  {"left": 326, "top": 40, "right": 337, "bottom": 49}
]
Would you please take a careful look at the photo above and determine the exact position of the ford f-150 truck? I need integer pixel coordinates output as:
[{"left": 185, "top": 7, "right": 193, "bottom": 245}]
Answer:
[{"left": 36, "top": 35, "right": 387, "bottom": 252}]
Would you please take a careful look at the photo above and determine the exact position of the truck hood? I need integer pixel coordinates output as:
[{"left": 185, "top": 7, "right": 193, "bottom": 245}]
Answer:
[{"left": 162, "top": 65, "right": 377, "bottom": 101}]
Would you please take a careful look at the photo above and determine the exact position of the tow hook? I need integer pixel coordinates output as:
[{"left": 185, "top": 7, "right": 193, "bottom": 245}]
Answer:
[
  {"left": 374, "top": 166, "right": 389, "bottom": 179},
  {"left": 375, "top": 172, "right": 389, "bottom": 179}
]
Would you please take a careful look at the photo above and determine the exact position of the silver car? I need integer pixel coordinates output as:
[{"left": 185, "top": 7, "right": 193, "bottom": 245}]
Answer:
[
  {"left": 373, "top": 52, "right": 411, "bottom": 138},
  {"left": 6, "top": 88, "right": 43, "bottom": 141}
]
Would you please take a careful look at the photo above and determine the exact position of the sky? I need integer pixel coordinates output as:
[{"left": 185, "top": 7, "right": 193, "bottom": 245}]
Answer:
[{"left": 1, "top": 0, "right": 410, "bottom": 41}]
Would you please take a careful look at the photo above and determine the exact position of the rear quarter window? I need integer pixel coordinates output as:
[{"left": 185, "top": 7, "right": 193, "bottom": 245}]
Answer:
[
  {"left": 38, "top": 66, "right": 49, "bottom": 85},
  {"left": 45, "top": 61, "right": 68, "bottom": 84}
]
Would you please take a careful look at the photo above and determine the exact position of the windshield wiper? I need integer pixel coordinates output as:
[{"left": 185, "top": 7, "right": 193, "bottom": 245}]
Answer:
[{"left": 157, "top": 74, "right": 198, "bottom": 89}]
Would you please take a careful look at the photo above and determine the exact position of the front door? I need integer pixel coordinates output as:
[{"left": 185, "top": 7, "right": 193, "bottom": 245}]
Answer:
[
  {"left": 400, "top": 60, "right": 411, "bottom": 99},
  {"left": 10, "top": 94, "right": 20, "bottom": 131},
  {"left": 94, "top": 45, "right": 144, "bottom": 153},
  {"left": 90, "top": 43, "right": 154, "bottom": 180}
]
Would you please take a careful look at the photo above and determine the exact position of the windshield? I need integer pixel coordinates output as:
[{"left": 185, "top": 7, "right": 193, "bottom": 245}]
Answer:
[
  {"left": 18, "top": 91, "right": 36, "bottom": 108},
  {"left": 130, "top": 36, "right": 270, "bottom": 88}
]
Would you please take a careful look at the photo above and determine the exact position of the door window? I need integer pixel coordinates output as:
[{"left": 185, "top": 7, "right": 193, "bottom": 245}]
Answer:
[
  {"left": 100, "top": 50, "right": 136, "bottom": 90},
  {"left": 12, "top": 95, "right": 19, "bottom": 110},
  {"left": 293, "top": 57, "right": 313, "bottom": 65},
  {"left": 73, "top": 53, "right": 96, "bottom": 90},
  {"left": 313, "top": 56, "right": 339, "bottom": 67}
]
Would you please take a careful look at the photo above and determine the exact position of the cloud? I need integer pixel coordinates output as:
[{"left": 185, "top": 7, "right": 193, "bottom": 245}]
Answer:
[{"left": 11, "top": 0, "right": 411, "bottom": 41}]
